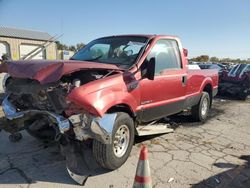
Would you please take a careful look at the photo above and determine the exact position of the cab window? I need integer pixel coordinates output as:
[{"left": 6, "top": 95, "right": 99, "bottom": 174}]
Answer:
[{"left": 146, "top": 39, "right": 182, "bottom": 75}]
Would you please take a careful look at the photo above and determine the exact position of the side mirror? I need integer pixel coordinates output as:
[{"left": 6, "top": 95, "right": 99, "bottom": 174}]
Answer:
[
  {"left": 183, "top": 48, "right": 188, "bottom": 57},
  {"left": 141, "top": 57, "right": 155, "bottom": 80}
]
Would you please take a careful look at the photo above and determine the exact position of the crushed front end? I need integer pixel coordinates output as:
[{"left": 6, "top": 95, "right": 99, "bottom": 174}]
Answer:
[{"left": 0, "top": 75, "right": 117, "bottom": 185}]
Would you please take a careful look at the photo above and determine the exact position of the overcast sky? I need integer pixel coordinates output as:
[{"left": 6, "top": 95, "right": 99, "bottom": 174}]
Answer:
[{"left": 0, "top": 0, "right": 249, "bottom": 59}]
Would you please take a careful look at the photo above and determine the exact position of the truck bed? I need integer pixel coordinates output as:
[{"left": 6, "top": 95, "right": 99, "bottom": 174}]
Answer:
[{"left": 187, "top": 69, "right": 218, "bottom": 96}]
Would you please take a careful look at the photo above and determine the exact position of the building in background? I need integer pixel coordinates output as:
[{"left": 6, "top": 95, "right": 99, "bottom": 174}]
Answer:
[
  {"left": 57, "top": 50, "right": 75, "bottom": 60},
  {"left": 0, "top": 26, "right": 57, "bottom": 60}
]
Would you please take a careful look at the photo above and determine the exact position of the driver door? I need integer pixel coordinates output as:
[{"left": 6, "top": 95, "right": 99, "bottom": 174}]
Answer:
[{"left": 139, "top": 39, "right": 187, "bottom": 122}]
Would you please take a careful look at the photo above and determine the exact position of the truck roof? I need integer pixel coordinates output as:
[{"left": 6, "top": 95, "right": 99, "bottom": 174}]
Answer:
[{"left": 98, "top": 34, "right": 179, "bottom": 40}]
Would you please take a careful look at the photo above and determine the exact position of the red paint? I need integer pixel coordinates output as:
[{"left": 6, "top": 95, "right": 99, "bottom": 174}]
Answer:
[
  {"left": 139, "top": 145, "right": 148, "bottom": 160},
  {"left": 1, "top": 35, "right": 218, "bottom": 118},
  {"left": 0, "top": 60, "right": 122, "bottom": 84},
  {"left": 135, "top": 175, "right": 152, "bottom": 184}
]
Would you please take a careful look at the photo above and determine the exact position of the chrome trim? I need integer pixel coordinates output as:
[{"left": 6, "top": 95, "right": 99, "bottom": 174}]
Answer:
[
  {"left": 70, "top": 113, "right": 117, "bottom": 143},
  {"left": 2, "top": 96, "right": 117, "bottom": 142},
  {"left": 2, "top": 96, "right": 70, "bottom": 133},
  {"left": 66, "top": 167, "right": 87, "bottom": 185},
  {"left": 1, "top": 73, "right": 10, "bottom": 92},
  {"left": 68, "top": 114, "right": 85, "bottom": 127},
  {"left": 90, "top": 113, "right": 117, "bottom": 144},
  {"left": 92, "top": 113, "right": 117, "bottom": 135}
]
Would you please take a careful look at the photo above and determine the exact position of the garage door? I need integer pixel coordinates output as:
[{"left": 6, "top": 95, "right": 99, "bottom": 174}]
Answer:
[
  {"left": 20, "top": 44, "right": 45, "bottom": 59},
  {"left": 0, "top": 42, "right": 10, "bottom": 59}
]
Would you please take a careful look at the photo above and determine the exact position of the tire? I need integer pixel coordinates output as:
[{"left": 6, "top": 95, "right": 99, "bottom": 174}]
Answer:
[
  {"left": 26, "top": 122, "right": 56, "bottom": 141},
  {"left": 191, "top": 92, "right": 210, "bottom": 122},
  {"left": 92, "top": 112, "right": 134, "bottom": 170},
  {"left": 239, "top": 92, "right": 248, "bottom": 100}
]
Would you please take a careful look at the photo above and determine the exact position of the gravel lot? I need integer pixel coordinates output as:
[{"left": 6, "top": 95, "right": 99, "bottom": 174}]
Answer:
[{"left": 0, "top": 98, "right": 250, "bottom": 188}]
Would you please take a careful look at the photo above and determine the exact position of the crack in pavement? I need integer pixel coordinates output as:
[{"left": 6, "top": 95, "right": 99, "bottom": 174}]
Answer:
[
  {"left": 0, "top": 155, "right": 33, "bottom": 187},
  {"left": 146, "top": 100, "right": 250, "bottom": 187},
  {"left": 0, "top": 98, "right": 249, "bottom": 187}
]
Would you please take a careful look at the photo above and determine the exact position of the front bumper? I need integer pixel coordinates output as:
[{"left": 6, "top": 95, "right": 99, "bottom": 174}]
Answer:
[
  {"left": 2, "top": 96, "right": 70, "bottom": 133},
  {"left": 0, "top": 96, "right": 117, "bottom": 185},
  {"left": 1, "top": 96, "right": 116, "bottom": 144}
]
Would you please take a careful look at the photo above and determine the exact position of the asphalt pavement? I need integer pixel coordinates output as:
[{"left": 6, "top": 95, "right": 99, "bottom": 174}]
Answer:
[{"left": 0, "top": 98, "right": 250, "bottom": 188}]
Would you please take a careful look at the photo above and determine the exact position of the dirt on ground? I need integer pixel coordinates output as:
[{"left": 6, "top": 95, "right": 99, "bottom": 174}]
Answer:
[{"left": 0, "top": 98, "right": 250, "bottom": 188}]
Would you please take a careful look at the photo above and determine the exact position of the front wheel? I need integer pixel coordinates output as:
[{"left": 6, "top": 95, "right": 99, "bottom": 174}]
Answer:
[
  {"left": 92, "top": 112, "right": 134, "bottom": 170},
  {"left": 191, "top": 92, "right": 211, "bottom": 122}
]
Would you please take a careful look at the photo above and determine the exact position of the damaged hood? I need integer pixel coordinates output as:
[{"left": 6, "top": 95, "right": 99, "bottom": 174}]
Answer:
[{"left": 0, "top": 60, "right": 122, "bottom": 84}]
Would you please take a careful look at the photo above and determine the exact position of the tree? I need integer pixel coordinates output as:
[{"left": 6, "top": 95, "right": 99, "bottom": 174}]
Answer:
[
  {"left": 76, "top": 43, "right": 85, "bottom": 51},
  {"left": 56, "top": 41, "right": 85, "bottom": 52},
  {"left": 56, "top": 41, "right": 69, "bottom": 50},
  {"left": 190, "top": 56, "right": 250, "bottom": 64},
  {"left": 69, "top": 45, "right": 76, "bottom": 52},
  {"left": 210, "top": 56, "right": 219, "bottom": 62},
  {"left": 220, "top": 58, "right": 231, "bottom": 63},
  {"left": 191, "top": 55, "right": 209, "bottom": 62}
]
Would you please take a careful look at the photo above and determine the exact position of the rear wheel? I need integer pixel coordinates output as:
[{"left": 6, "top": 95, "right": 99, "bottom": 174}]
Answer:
[
  {"left": 191, "top": 92, "right": 210, "bottom": 122},
  {"left": 92, "top": 112, "right": 134, "bottom": 170}
]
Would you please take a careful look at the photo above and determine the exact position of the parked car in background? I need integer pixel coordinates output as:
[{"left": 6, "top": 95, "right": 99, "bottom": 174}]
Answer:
[
  {"left": 219, "top": 64, "right": 250, "bottom": 100},
  {"left": 223, "top": 64, "right": 250, "bottom": 81},
  {"left": 198, "top": 63, "right": 226, "bottom": 76}
]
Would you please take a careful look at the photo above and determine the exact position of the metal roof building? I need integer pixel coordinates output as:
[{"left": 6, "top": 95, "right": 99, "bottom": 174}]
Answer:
[
  {"left": 0, "top": 26, "right": 57, "bottom": 60},
  {"left": 0, "top": 27, "right": 53, "bottom": 41}
]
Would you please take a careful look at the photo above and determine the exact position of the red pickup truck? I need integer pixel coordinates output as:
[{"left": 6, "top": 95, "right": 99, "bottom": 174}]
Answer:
[{"left": 0, "top": 35, "right": 218, "bottom": 183}]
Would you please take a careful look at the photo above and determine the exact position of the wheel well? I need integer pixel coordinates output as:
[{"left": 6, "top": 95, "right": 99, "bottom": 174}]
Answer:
[
  {"left": 203, "top": 84, "right": 212, "bottom": 107},
  {"left": 107, "top": 104, "right": 135, "bottom": 119}
]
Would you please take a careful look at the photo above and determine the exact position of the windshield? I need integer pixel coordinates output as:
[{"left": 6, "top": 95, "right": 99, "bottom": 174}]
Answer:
[
  {"left": 244, "top": 65, "right": 250, "bottom": 73},
  {"left": 236, "top": 64, "right": 247, "bottom": 75},
  {"left": 71, "top": 36, "right": 148, "bottom": 69},
  {"left": 228, "top": 64, "right": 238, "bottom": 75}
]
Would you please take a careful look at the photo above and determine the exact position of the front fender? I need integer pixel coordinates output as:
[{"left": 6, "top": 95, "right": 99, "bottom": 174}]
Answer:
[
  {"left": 93, "top": 90, "right": 139, "bottom": 116},
  {"left": 67, "top": 84, "right": 140, "bottom": 117}
]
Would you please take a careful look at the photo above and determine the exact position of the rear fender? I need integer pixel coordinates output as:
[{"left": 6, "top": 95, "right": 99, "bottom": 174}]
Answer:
[{"left": 199, "top": 77, "right": 213, "bottom": 94}]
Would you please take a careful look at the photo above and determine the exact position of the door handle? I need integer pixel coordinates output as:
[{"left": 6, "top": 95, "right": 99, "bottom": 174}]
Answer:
[{"left": 182, "top": 76, "right": 187, "bottom": 86}]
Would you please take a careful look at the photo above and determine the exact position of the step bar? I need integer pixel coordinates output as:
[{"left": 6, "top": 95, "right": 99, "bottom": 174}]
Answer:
[{"left": 136, "top": 124, "right": 174, "bottom": 136}]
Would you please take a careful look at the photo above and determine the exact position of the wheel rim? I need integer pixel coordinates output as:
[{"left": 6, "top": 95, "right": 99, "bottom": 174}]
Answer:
[
  {"left": 201, "top": 97, "right": 209, "bottom": 116},
  {"left": 113, "top": 124, "right": 130, "bottom": 158}
]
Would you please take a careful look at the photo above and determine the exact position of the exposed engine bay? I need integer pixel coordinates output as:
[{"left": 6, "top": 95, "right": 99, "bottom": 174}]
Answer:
[
  {"left": 5, "top": 69, "right": 112, "bottom": 114},
  {"left": 1, "top": 69, "right": 118, "bottom": 146}
]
